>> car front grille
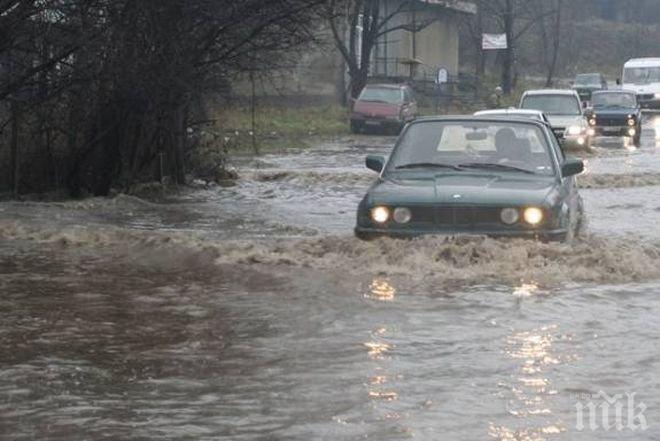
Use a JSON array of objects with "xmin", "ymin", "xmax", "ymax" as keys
[
  {"xmin": 435, "ymin": 207, "xmax": 503, "ymax": 226},
  {"xmin": 595, "ymin": 117, "xmax": 625, "ymax": 127},
  {"xmin": 639, "ymin": 94, "xmax": 655, "ymax": 101},
  {"xmin": 410, "ymin": 206, "xmax": 503, "ymax": 227}
]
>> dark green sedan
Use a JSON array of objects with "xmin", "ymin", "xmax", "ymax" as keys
[{"xmin": 355, "ymin": 117, "xmax": 585, "ymax": 241}]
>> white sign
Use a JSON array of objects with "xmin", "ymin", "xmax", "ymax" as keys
[
  {"xmin": 436, "ymin": 68, "xmax": 448, "ymax": 84},
  {"xmin": 482, "ymin": 33, "xmax": 508, "ymax": 50}
]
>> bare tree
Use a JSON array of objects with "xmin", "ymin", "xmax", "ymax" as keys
[
  {"xmin": 538, "ymin": 0, "xmax": 563, "ymax": 87},
  {"xmin": 326, "ymin": 0, "xmax": 439, "ymax": 101},
  {"xmin": 461, "ymin": 0, "xmax": 486, "ymax": 79},
  {"xmin": 0, "ymin": 0, "xmax": 325, "ymax": 196},
  {"xmin": 480, "ymin": 0, "xmax": 557, "ymax": 94}
]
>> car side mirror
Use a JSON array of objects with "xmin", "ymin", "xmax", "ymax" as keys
[
  {"xmin": 562, "ymin": 158, "xmax": 584, "ymax": 177},
  {"xmin": 366, "ymin": 155, "xmax": 385, "ymax": 173}
]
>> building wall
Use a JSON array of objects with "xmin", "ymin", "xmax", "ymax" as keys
[{"xmin": 372, "ymin": 0, "xmax": 461, "ymax": 80}]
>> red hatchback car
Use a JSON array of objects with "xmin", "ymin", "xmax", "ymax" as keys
[{"xmin": 350, "ymin": 84, "xmax": 418, "ymax": 134}]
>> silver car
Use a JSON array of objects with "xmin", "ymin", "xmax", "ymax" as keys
[
  {"xmin": 519, "ymin": 89, "xmax": 593, "ymax": 150},
  {"xmin": 474, "ymin": 109, "xmax": 550, "ymax": 124}
]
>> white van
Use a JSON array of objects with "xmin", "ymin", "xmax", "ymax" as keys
[{"xmin": 622, "ymin": 58, "xmax": 660, "ymax": 109}]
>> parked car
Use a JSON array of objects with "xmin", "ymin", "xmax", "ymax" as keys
[
  {"xmin": 572, "ymin": 73, "xmax": 608, "ymax": 103},
  {"xmin": 519, "ymin": 89, "xmax": 593, "ymax": 149},
  {"xmin": 355, "ymin": 116, "xmax": 585, "ymax": 242},
  {"xmin": 586, "ymin": 90, "xmax": 643, "ymax": 146},
  {"xmin": 622, "ymin": 58, "xmax": 660, "ymax": 110},
  {"xmin": 474, "ymin": 109, "xmax": 550, "ymax": 124},
  {"xmin": 350, "ymin": 84, "xmax": 418, "ymax": 134}
]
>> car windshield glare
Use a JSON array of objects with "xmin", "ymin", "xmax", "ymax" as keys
[
  {"xmin": 623, "ymin": 67, "xmax": 660, "ymax": 85},
  {"xmin": 575, "ymin": 74, "xmax": 600, "ymax": 86},
  {"xmin": 358, "ymin": 87, "xmax": 403, "ymax": 104},
  {"xmin": 592, "ymin": 93, "xmax": 636, "ymax": 108},
  {"xmin": 521, "ymin": 95, "xmax": 581, "ymax": 116},
  {"xmin": 388, "ymin": 121, "xmax": 554, "ymax": 176}
]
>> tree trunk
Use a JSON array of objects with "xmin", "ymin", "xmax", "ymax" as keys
[
  {"xmin": 545, "ymin": 0, "xmax": 562, "ymax": 87},
  {"xmin": 475, "ymin": 2, "xmax": 485, "ymax": 78},
  {"xmin": 501, "ymin": 0, "xmax": 514, "ymax": 95},
  {"xmin": 10, "ymin": 102, "xmax": 20, "ymax": 197}
]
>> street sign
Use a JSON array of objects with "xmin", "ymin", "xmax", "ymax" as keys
[
  {"xmin": 436, "ymin": 67, "xmax": 448, "ymax": 84},
  {"xmin": 482, "ymin": 33, "xmax": 508, "ymax": 50}
]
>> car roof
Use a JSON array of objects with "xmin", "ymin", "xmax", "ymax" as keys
[
  {"xmin": 411, "ymin": 115, "xmax": 547, "ymax": 127},
  {"xmin": 474, "ymin": 109, "xmax": 544, "ymax": 116},
  {"xmin": 625, "ymin": 58, "xmax": 660, "ymax": 68},
  {"xmin": 592, "ymin": 89, "xmax": 636, "ymax": 95},
  {"xmin": 522, "ymin": 89, "xmax": 579, "ymax": 96},
  {"xmin": 364, "ymin": 83, "xmax": 407, "ymax": 89}
]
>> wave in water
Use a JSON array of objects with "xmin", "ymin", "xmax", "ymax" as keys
[{"xmin": 2, "ymin": 220, "xmax": 659, "ymax": 287}]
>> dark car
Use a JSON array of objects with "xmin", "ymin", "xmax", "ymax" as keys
[
  {"xmin": 350, "ymin": 84, "xmax": 418, "ymax": 134},
  {"xmin": 355, "ymin": 117, "xmax": 585, "ymax": 242},
  {"xmin": 573, "ymin": 73, "xmax": 608, "ymax": 103},
  {"xmin": 585, "ymin": 90, "xmax": 642, "ymax": 146}
]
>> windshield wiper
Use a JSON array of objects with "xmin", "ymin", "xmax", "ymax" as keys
[
  {"xmin": 458, "ymin": 162, "xmax": 536, "ymax": 174},
  {"xmin": 395, "ymin": 162, "xmax": 463, "ymax": 171}
]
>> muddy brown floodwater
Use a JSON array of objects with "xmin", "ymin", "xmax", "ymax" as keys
[{"xmin": 2, "ymin": 116, "xmax": 660, "ymax": 440}]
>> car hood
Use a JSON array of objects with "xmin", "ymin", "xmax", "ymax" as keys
[
  {"xmin": 623, "ymin": 82, "xmax": 660, "ymax": 94},
  {"xmin": 547, "ymin": 115, "xmax": 584, "ymax": 129},
  {"xmin": 369, "ymin": 173, "xmax": 557, "ymax": 206},
  {"xmin": 354, "ymin": 100, "xmax": 400, "ymax": 116},
  {"xmin": 591, "ymin": 107, "xmax": 637, "ymax": 117}
]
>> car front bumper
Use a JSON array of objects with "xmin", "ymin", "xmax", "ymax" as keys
[
  {"xmin": 354, "ymin": 225, "xmax": 569, "ymax": 242},
  {"xmin": 592, "ymin": 125, "xmax": 637, "ymax": 137},
  {"xmin": 351, "ymin": 115, "xmax": 402, "ymax": 128}
]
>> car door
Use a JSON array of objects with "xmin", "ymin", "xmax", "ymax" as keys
[{"xmin": 548, "ymin": 127, "xmax": 579, "ymax": 226}]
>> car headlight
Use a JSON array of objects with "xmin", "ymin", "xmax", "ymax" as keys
[
  {"xmin": 655, "ymin": 93, "xmax": 660, "ymax": 99},
  {"xmin": 500, "ymin": 208, "xmax": 519, "ymax": 225},
  {"xmin": 523, "ymin": 207, "xmax": 544, "ymax": 225},
  {"xmin": 589, "ymin": 117, "xmax": 597, "ymax": 126},
  {"xmin": 566, "ymin": 125, "xmax": 583, "ymax": 136},
  {"xmin": 627, "ymin": 117, "xmax": 636, "ymax": 126},
  {"xmin": 371, "ymin": 206, "xmax": 390, "ymax": 224},
  {"xmin": 393, "ymin": 207, "xmax": 412, "ymax": 224}
]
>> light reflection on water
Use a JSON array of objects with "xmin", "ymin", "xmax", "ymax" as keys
[
  {"xmin": 494, "ymin": 324, "xmax": 569, "ymax": 439},
  {"xmin": 366, "ymin": 278, "xmax": 397, "ymax": 302}
]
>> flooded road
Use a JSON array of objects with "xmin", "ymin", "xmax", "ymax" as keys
[{"xmin": 2, "ymin": 115, "xmax": 660, "ymax": 440}]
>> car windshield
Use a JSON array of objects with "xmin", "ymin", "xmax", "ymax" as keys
[
  {"xmin": 387, "ymin": 121, "xmax": 555, "ymax": 176},
  {"xmin": 358, "ymin": 87, "xmax": 403, "ymax": 104},
  {"xmin": 592, "ymin": 92, "xmax": 636, "ymax": 108},
  {"xmin": 623, "ymin": 66, "xmax": 660, "ymax": 85},
  {"xmin": 575, "ymin": 74, "xmax": 601, "ymax": 86},
  {"xmin": 520, "ymin": 95, "xmax": 581, "ymax": 116}
]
